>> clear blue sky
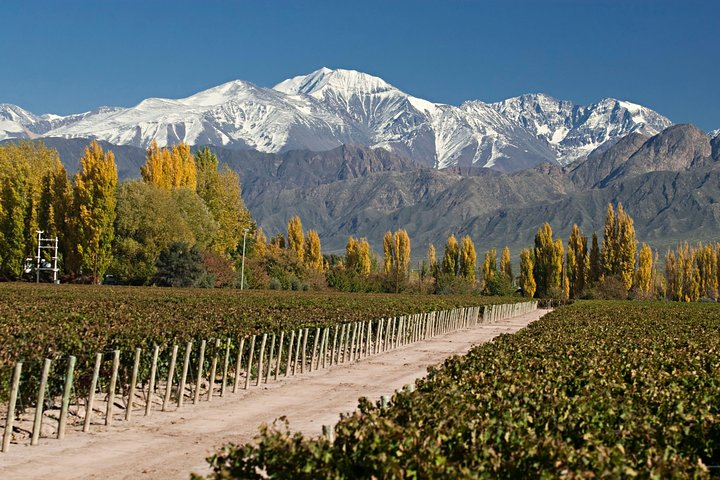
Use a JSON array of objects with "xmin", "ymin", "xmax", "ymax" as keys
[{"xmin": 1, "ymin": 0, "xmax": 717, "ymax": 131}]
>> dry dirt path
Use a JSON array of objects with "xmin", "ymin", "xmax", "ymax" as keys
[{"xmin": 0, "ymin": 308, "xmax": 548, "ymax": 480}]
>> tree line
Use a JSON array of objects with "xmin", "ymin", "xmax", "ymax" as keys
[{"xmin": 1, "ymin": 140, "xmax": 717, "ymax": 301}]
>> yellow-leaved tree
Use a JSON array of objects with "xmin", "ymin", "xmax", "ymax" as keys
[
  {"xmin": 305, "ymin": 229, "xmax": 323, "ymax": 272},
  {"xmin": 635, "ymin": 243, "xmax": 653, "ymax": 296},
  {"xmin": 500, "ymin": 246, "xmax": 512, "ymax": 281},
  {"xmin": 441, "ymin": 234, "xmax": 459, "ymax": 275},
  {"xmin": 482, "ymin": 248, "xmax": 497, "ymax": 289},
  {"xmin": 254, "ymin": 227, "xmax": 267, "ymax": 257},
  {"xmin": 141, "ymin": 141, "xmax": 197, "ymax": 190},
  {"xmin": 458, "ymin": 235, "xmax": 476, "ymax": 285},
  {"xmin": 383, "ymin": 229, "xmax": 411, "ymax": 292},
  {"xmin": 533, "ymin": 223, "xmax": 563, "ymax": 297},
  {"xmin": 427, "ymin": 243, "xmax": 437, "ymax": 277},
  {"xmin": 346, "ymin": 236, "xmax": 371, "ymax": 276},
  {"xmin": 567, "ymin": 224, "xmax": 588, "ymax": 298},
  {"xmin": 287, "ymin": 216, "xmax": 305, "ymax": 263},
  {"xmin": 519, "ymin": 248, "xmax": 536, "ymax": 298},
  {"xmin": 72, "ymin": 141, "xmax": 118, "ymax": 283}
]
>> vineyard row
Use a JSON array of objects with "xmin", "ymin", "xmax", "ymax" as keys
[{"xmin": 1, "ymin": 301, "xmax": 537, "ymax": 453}]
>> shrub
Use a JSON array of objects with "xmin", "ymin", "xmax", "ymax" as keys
[{"xmin": 153, "ymin": 242, "xmax": 205, "ymax": 287}]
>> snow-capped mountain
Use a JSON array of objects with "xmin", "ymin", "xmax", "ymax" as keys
[
  {"xmin": 491, "ymin": 94, "xmax": 673, "ymax": 163},
  {"xmin": 0, "ymin": 68, "xmax": 673, "ymax": 171}
]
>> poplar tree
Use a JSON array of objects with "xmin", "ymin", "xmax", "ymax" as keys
[
  {"xmin": 441, "ymin": 234, "xmax": 459, "ymax": 275},
  {"xmin": 567, "ymin": 224, "xmax": 588, "ymax": 298},
  {"xmin": 458, "ymin": 235, "xmax": 477, "ymax": 285},
  {"xmin": 635, "ymin": 243, "xmax": 653, "ymax": 296},
  {"xmin": 665, "ymin": 249, "xmax": 678, "ymax": 301},
  {"xmin": 254, "ymin": 227, "xmax": 267, "ymax": 257},
  {"xmin": 141, "ymin": 141, "xmax": 196, "ymax": 190},
  {"xmin": 588, "ymin": 232, "xmax": 601, "ymax": 284},
  {"xmin": 696, "ymin": 242, "xmax": 718, "ymax": 299},
  {"xmin": 287, "ymin": 216, "xmax": 305, "ymax": 262},
  {"xmin": 616, "ymin": 204, "xmax": 637, "ymax": 291},
  {"xmin": 533, "ymin": 223, "xmax": 563, "ymax": 297},
  {"xmin": 678, "ymin": 243, "xmax": 700, "ymax": 302},
  {"xmin": 392, "ymin": 229, "xmax": 411, "ymax": 292},
  {"xmin": 601, "ymin": 203, "xmax": 637, "ymax": 290},
  {"xmin": 383, "ymin": 231, "xmax": 393, "ymax": 275},
  {"xmin": 602, "ymin": 203, "xmax": 616, "ymax": 275},
  {"xmin": 519, "ymin": 248, "xmax": 536, "ymax": 298},
  {"xmin": 346, "ymin": 236, "xmax": 371, "ymax": 276},
  {"xmin": 500, "ymin": 246, "xmax": 512, "ymax": 281},
  {"xmin": 194, "ymin": 147, "xmax": 253, "ymax": 255},
  {"xmin": 305, "ymin": 229, "xmax": 323, "ymax": 272},
  {"xmin": 72, "ymin": 141, "xmax": 118, "ymax": 283},
  {"xmin": 427, "ymin": 243, "xmax": 437, "ymax": 276},
  {"xmin": 482, "ymin": 248, "xmax": 497, "ymax": 288}
]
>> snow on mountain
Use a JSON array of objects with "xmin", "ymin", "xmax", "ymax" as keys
[
  {"xmin": 0, "ymin": 104, "xmax": 39, "ymax": 140},
  {"xmin": 275, "ymin": 68, "xmax": 554, "ymax": 170},
  {"xmin": 491, "ymin": 94, "xmax": 672, "ymax": 163},
  {"xmin": 45, "ymin": 80, "xmax": 358, "ymax": 152},
  {"xmin": 1, "ymin": 68, "xmax": 674, "ymax": 171},
  {"xmin": 711, "ymin": 129, "xmax": 720, "ymax": 139}
]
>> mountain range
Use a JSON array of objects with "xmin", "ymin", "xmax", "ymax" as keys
[
  {"xmin": 1, "ymin": 68, "xmax": 673, "ymax": 171},
  {"xmin": 2, "ymin": 68, "xmax": 719, "ymax": 259}
]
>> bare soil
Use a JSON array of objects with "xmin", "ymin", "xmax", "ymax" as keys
[{"xmin": 0, "ymin": 308, "xmax": 546, "ymax": 480}]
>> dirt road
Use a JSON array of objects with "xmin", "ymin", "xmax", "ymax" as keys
[{"xmin": 0, "ymin": 308, "xmax": 547, "ymax": 480}]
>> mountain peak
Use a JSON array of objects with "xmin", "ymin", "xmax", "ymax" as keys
[{"xmin": 274, "ymin": 67, "xmax": 397, "ymax": 97}]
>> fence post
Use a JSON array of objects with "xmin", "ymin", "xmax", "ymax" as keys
[
  {"xmin": 145, "ymin": 345, "xmax": 159, "ymax": 416},
  {"xmin": 1, "ymin": 362, "xmax": 22, "ymax": 453},
  {"xmin": 330, "ymin": 325, "xmax": 338, "ymax": 366},
  {"xmin": 221, "ymin": 338, "xmax": 231, "ymax": 396},
  {"xmin": 208, "ymin": 339, "xmax": 221, "ymax": 400},
  {"xmin": 31, "ymin": 358, "xmax": 52, "ymax": 446},
  {"xmin": 256, "ymin": 334, "xmax": 268, "ymax": 386},
  {"xmin": 106, "ymin": 350, "xmax": 120, "ymax": 426},
  {"xmin": 57, "ymin": 355, "xmax": 76, "ymax": 440},
  {"xmin": 245, "ymin": 335, "xmax": 257, "ymax": 389},
  {"xmin": 193, "ymin": 340, "xmax": 206, "ymax": 404},
  {"xmin": 266, "ymin": 333, "xmax": 276, "ymax": 383},
  {"xmin": 83, "ymin": 353, "xmax": 102, "ymax": 431},
  {"xmin": 274, "ymin": 332, "xmax": 284, "ymax": 381},
  {"xmin": 292, "ymin": 330, "xmax": 302, "ymax": 376},
  {"xmin": 310, "ymin": 328, "xmax": 320, "ymax": 372},
  {"xmin": 162, "ymin": 345, "xmax": 179, "ymax": 411},
  {"xmin": 233, "ymin": 337, "xmax": 245, "ymax": 393},
  {"xmin": 286, "ymin": 331, "xmax": 296, "ymax": 377},
  {"xmin": 126, "ymin": 348, "xmax": 142, "ymax": 419},
  {"xmin": 177, "ymin": 342, "xmax": 192, "ymax": 408},
  {"xmin": 300, "ymin": 328, "xmax": 309, "ymax": 373}
]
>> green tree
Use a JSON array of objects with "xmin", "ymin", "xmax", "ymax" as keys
[
  {"xmin": 111, "ymin": 181, "xmax": 203, "ymax": 284},
  {"xmin": 194, "ymin": 147, "xmax": 254, "ymax": 255},
  {"xmin": 153, "ymin": 241, "xmax": 205, "ymax": 287}
]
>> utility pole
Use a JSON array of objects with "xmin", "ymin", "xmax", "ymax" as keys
[{"xmin": 240, "ymin": 228, "xmax": 249, "ymax": 290}]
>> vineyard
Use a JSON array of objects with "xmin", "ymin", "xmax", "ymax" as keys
[
  {"xmin": 0, "ymin": 283, "xmax": 521, "ymax": 452},
  {"xmin": 201, "ymin": 301, "xmax": 720, "ymax": 478}
]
